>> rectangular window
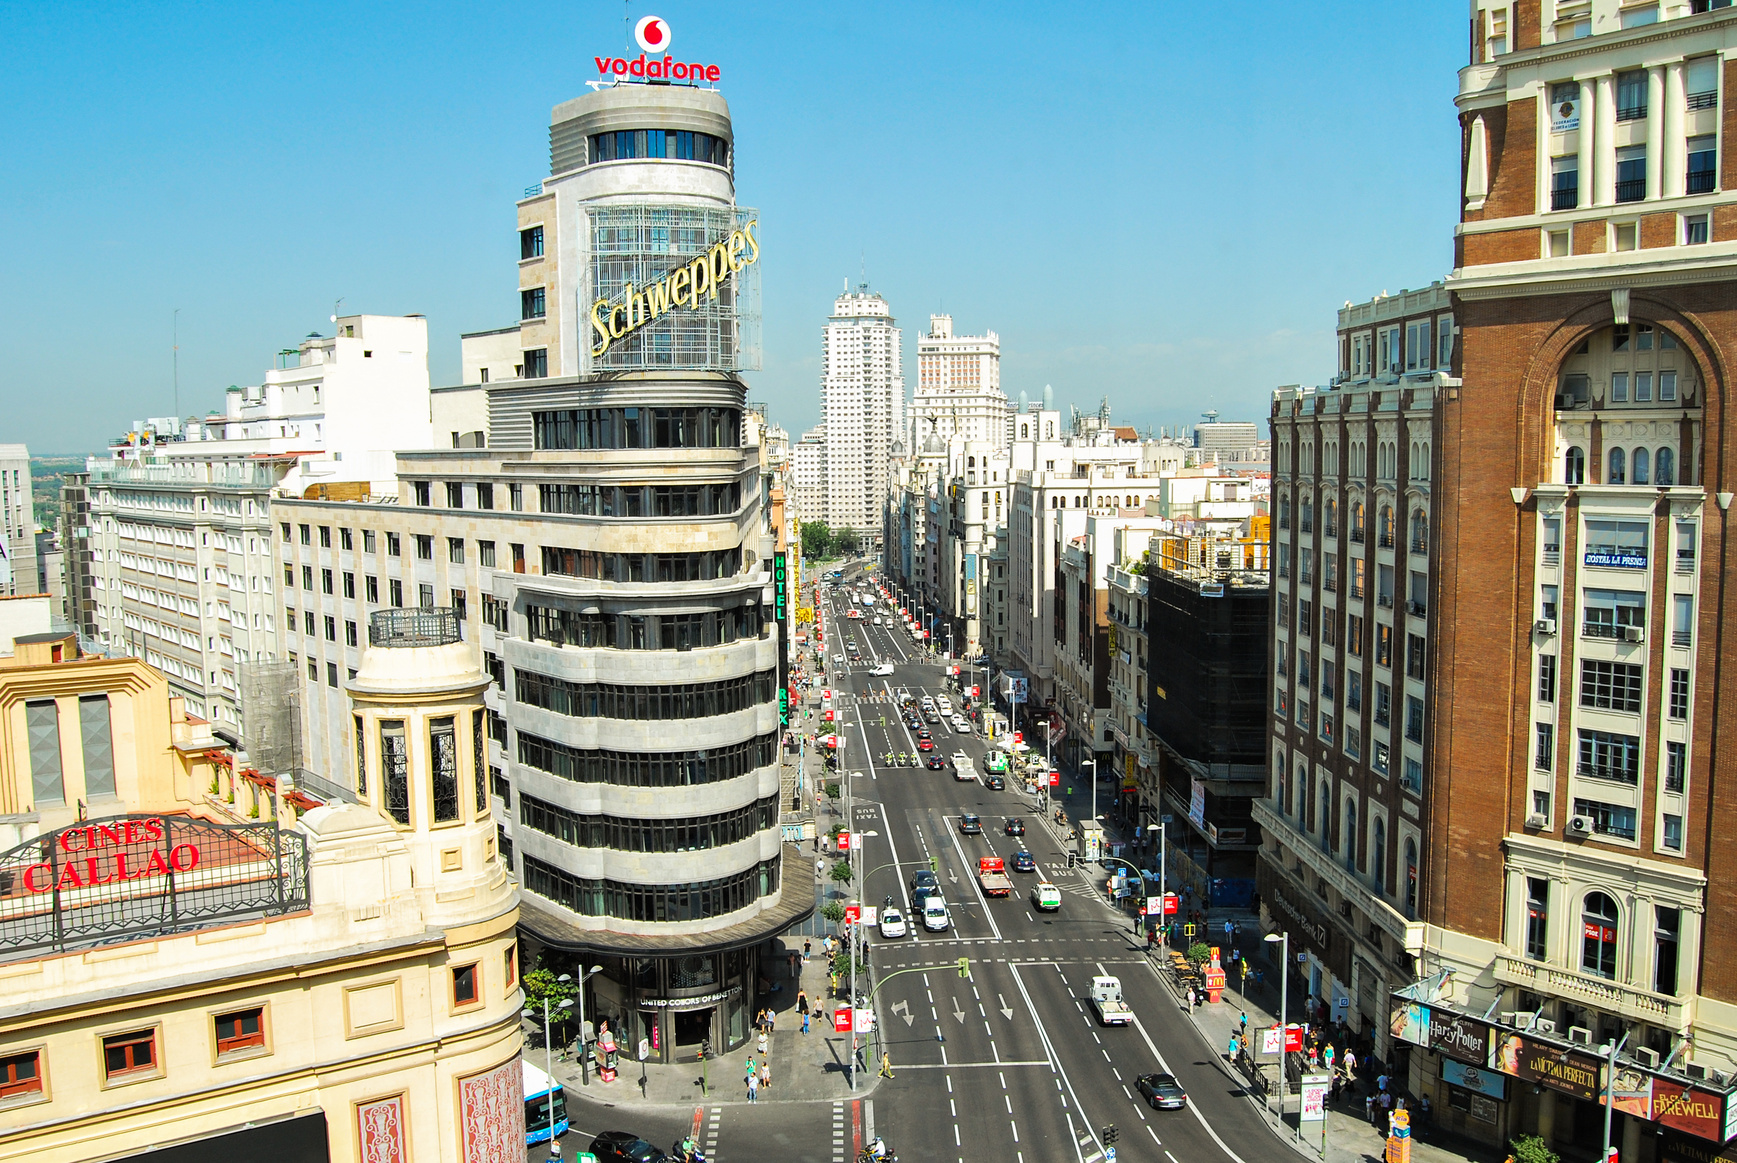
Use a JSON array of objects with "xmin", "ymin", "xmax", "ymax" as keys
[
  {"xmin": 341, "ymin": 527, "xmax": 353, "ymax": 550},
  {"xmin": 301, "ymin": 565, "xmax": 313, "ymax": 590},
  {"xmin": 1687, "ymin": 134, "xmax": 1716, "ymax": 196},
  {"xmin": 1406, "ymin": 634, "xmax": 1425, "ymax": 680},
  {"xmin": 451, "ymin": 588, "xmax": 468, "ymax": 622},
  {"xmin": 431, "ymin": 716, "xmax": 459, "ymax": 822},
  {"xmin": 1582, "ymin": 588, "xmax": 1646, "ymax": 637},
  {"xmin": 419, "ymin": 583, "xmax": 435, "ymax": 609},
  {"xmin": 102, "ymin": 1029, "xmax": 157, "ymax": 1080},
  {"xmin": 303, "ymin": 610, "xmax": 315, "ymax": 635},
  {"xmin": 1550, "ymin": 154, "xmax": 1579, "ymax": 211},
  {"xmin": 520, "ymin": 224, "xmax": 544, "ymax": 260},
  {"xmin": 363, "ymin": 529, "xmax": 377, "ymax": 554},
  {"xmin": 79, "ymin": 695, "xmax": 116, "ymax": 799},
  {"xmin": 1402, "ymin": 759, "xmax": 1423, "ymax": 794},
  {"xmin": 343, "ymin": 571, "xmax": 355, "ymax": 598},
  {"xmin": 477, "ymin": 483, "xmax": 494, "ymax": 510},
  {"xmin": 386, "ymin": 532, "xmax": 401, "ymax": 557},
  {"xmin": 521, "ymin": 287, "xmax": 546, "ymax": 320},
  {"xmin": 214, "ymin": 1008, "xmax": 265, "ymax": 1056},
  {"xmin": 445, "ymin": 482, "xmax": 463, "ymax": 508},
  {"xmin": 1683, "ymin": 213, "xmax": 1710, "ymax": 246},
  {"xmin": 453, "ymin": 963, "xmax": 478, "ymax": 1007},
  {"xmin": 412, "ymin": 481, "xmax": 430, "ymax": 506},
  {"xmin": 298, "ymin": 524, "xmax": 311, "ymax": 545},
  {"xmin": 510, "ymin": 483, "xmax": 523, "ymax": 512},
  {"xmin": 1535, "ymin": 722, "xmax": 1555, "ymax": 771},
  {"xmin": 1655, "ymin": 906, "xmax": 1680, "ymax": 994},
  {"xmin": 321, "ymin": 568, "xmax": 333, "ymax": 595},
  {"xmin": 504, "ymin": 945, "xmax": 517, "ymax": 990},
  {"xmin": 1665, "ymin": 740, "xmax": 1687, "ymax": 793},
  {"xmin": 1616, "ymin": 69, "xmax": 1648, "ymax": 121},
  {"xmin": 1538, "ymin": 654, "xmax": 1557, "ymax": 702},
  {"xmin": 479, "ymin": 541, "xmax": 496, "ymax": 568},
  {"xmin": 448, "ymin": 537, "xmax": 466, "ymax": 564},
  {"xmin": 1673, "ymin": 594, "xmax": 1694, "ymax": 646},
  {"xmin": 366, "ymin": 575, "xmax": 379, "ymax": 603},
  {"xmin": 1615, "ymin": 144, "xmax": 1647, "ymax": 202},
  {"xmin": 1612, "ymin": 372, "xmax": 1629, "ymax": 403},
  {"xmin": 415, "ymin": 535, "xmax": 433, "ymax": 561},
  {"xmin": 1574, "ymin": 797, "xmax": 1637, "ymax": 841},
  {"xmin": 1577, "ymin": 728, "xmax": 1641, "ymax": 784},
  {"xmin": 1406, "ymin": 319, "xmax": 1432, "ymax": 370},
  {"xmin": 381, "ymin": 720, "xmax": 409, "ymax": 824},
  {"xmin": 1376, "ymin": 624, "xmax": 1392, "ymax": 668},
  {"xmin": 346, "ymin": 620, "xmax": 358, "ymax": 647},
  {"xmin": 1347, "ymin": 613, "xmax": 1363, "ymax": 657},
  {"xmin": 326, "ymin": 662, "xmax": 338, "ymax": 688},
  {"xmin": 1663, "ymin": 813, "xmax": 1684, "ymax": 853},
  {"xmin": 1525, "ymin": 877, "xmax": 1549, "ymax": 961},
  {"xmin": 1669, "ymin": 668, "xmax": 1690, "ymax": 719},
  {"xmin": 1405, "ymin": 695, "xmax": 1424, "ymax": 743},
  {"xmin": 324, "ymin": 615, "xmax": 337, "ymax": 641},
  {"xmin": 1579, "ymin": 659, "xmax": 1643, "ymax": 712},
  {"xmin": 1346, "ymin": 670, "xmax": 1362, "ymax": 712},
  {"xmin": 390, "ymin": 578, "xmax": 403, "ymax": 607},
  {"xmin": 0, "ymin": 1050, "xmax": 42, "ymax": 1101},
  {"xmin": 1375, "ymin": 682, "xmax": 1391, "ymax": 727},
  {"xmin": 523, "ymin": 348, "xmax": 548, "ymax": 378}
]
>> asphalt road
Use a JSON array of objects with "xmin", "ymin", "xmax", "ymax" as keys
[
  {"xmin": 552, "ymin": 561, "xmax": 1293, "ymax": 1163},
  {"xmin": 817, "ymin": 566, "xmax": 1283, "ymax": 1163}
]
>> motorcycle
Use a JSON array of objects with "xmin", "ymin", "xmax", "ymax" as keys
[
  {"xmin": 857, "ymin": 1137, "xmax": 897, "ymax": 1163},
  {"xmin": 671, "ymin": 1139, "xmax": 709, "ymax": 1163}
]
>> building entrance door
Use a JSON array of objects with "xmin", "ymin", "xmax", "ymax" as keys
[{"xmin": 674, "ymin": 1007, "xmax": 713, "ymax": 1057}]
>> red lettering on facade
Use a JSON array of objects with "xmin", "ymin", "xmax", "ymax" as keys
[
  {"xmin": 145, "ymin": 848, "xmax": 172, "ymax": 877},
  {"xmin": 169, "ymin": 843, "xmax": 199, "ymax": 873},
  {"xmin": 22, "ymin": 864, "xmax": 51, "ymax": 892},
  {"xmin": 54, "ymin": 862, "xmax": 84, "ymax": 892}
]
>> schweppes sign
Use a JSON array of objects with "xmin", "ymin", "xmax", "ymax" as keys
[{"xmin": 590, "ymin": 219, "xmax": 760, "ymax": 358}]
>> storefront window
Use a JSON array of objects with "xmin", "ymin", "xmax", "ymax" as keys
[{"xmin": 671, "ymin": 955, "xmax": 718, "ymax": 990}]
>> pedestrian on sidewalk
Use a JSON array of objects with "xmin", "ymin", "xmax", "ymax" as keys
[
  {"xmin": 797, "ymin": 988, "xmax": 809, "ymax": 1018},
  {"xmin": 1239, "ymin": 1011, "xmax": 1249, "ymax": 1040},
  {"xmin": 747, "ymin": 1072, "xmax": 759, "ymax": 1102},
  {"xmin": 757, "ymin": 1029, "xmax": 768, "ymax": 1055},
  {"xmin": 789, "ymin": 951, "xmax": 800, "ymax": 978},
  {"xmin": 803, "ymin": 939, "xmax": 812, "ymax": 962},
  {"xmin": 1343, "ymin": 1047, "xmax": 1356, "ymax": 1077},
  {"xmin": 1227, "ymin": 1033, "xmax": 1240, "ymax": 1062},
  {"xmin": 802, "ymin": 1012, "xmax": 811, "ymax": 1034},
  {"xmin": 759, "ymin": 1060, "xmax": 771, "ymax": 1090},
  {"xmin": 879, "ymin": 1051, "xmax": 894, "ymax": 1078},
  {"xmin": 744, "ymin": 1056, "xmax": 756, "ymax": 1087}
]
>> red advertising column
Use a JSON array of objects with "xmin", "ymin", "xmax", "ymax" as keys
[{"xmin": 1204, "ymin": 948, "xmax": 1226, "ymax": 1004}]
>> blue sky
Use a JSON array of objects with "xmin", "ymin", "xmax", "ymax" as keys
[{"xmin": 0, "ymin": 1, "xmax": 1467, "ymax": 454}]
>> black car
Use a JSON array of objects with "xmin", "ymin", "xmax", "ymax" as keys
[
  {"xmin": 1004, "ymin": 817, "xmax": 1026, "ymax": 836},
  {"xmin": 915, "ymin": 728, "xmax": 931, "ymax": 740},
  {"xmin": 926, "ymin": 756, "xmax": 946, "ymax": 770},
  {"xmin": 911, "ymin": 884, "xmax": 938, "ymax": 910},
  {"xmin": 1010, "ymin": 849, "xmax": 1036, "ymax": 873},
  {"xmin": 911, "ymin": 870, "xmax": 939, "ymax": 894},
  {"xmin": 590, "ymin": 1132, "xmax": 669, "ymax": 1162},
  {"xmin": 1135, "ymin": 1073, "xmax": 1188, "ymax": 1110},
  {"xmin": 983, "ymin": 774, "xmax": 1006, "ymax": 791},
  {"xmin": 959, "ymin": 814, "xmax": 983, "ymax": 835}
]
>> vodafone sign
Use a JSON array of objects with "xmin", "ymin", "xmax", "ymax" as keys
[{"xmin": 597, "ymin": 16, "xmax": 721, "ymax": 84}]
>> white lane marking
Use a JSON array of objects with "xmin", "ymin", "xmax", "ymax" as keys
[{"xmin": 1125, "ymin": 983, "xmax": 1255, "ymax": 1163}]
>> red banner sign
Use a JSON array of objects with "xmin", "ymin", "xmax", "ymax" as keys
[{"xmin": 21, "ymin": 818, "xmax": 200, "ymax": 894}]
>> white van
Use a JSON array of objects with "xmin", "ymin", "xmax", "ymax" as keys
[{"xmin": 922, "ymin": 896, "xmax": 950, "ymax": 932}]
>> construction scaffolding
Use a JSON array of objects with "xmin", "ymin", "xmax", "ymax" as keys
[
  {"xmin": 585, "ymin": 203, "xmax": 761, "ymax": 374},
  {"xmin": 238, "ymin": 659, "xmax": 301, "ymax": 779}
]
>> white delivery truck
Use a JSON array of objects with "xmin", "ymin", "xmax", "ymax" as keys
[
  {"xmin": 1089, "ymin": 975, "xmax": 1134, "ymax": 1026},
  {"xmin": 951, "ymin": 751, "xmax": 976, "ymax": 781}
]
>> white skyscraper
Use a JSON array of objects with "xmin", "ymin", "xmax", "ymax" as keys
[
  {"xmin": 0, "ymin": 445, "xmax": 38, "ymax": 597},
  {"xmin": 909, "ymin": 315, "xmax": 1010, "ymax": 449},
  {"xmin": 821, "ymin": 288, "xmax": 903, "ymax": 542}
]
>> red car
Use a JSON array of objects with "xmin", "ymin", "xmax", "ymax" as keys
[{"xmin": 918, "ymin": 738, "xmax": 934, "ymax": 752}]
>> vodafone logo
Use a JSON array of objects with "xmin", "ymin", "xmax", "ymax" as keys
[{"xmin": 634, "ymin": 15, "xmax": 670, "ymax": 54}]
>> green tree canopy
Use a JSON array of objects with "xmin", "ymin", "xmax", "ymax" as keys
[{"xmin": 801, "ymin": 521, "xmax": 834, "ymax": 560}]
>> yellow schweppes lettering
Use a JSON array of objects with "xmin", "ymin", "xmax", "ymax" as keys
[{"xmin": 590, "ymin": 219, "xmax": 760, "ymax": 358}]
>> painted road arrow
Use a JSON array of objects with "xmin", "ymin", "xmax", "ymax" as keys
[
  {"xmin": 998, "ymin": 993, "xmax": 1015, "ymax": 1020},
  {"xmin": 891, "ymin": 1000, "xmax": 913, "ymax": 1027},
  {"xmin": 952, "ymin": 999, "xmax": 966, "ymax": 1024}
]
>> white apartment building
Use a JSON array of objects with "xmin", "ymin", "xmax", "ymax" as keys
[
  {"xmin": 86, "ymin": 316, "xmax": 435, "ymax": 733},
  {"xmin": 791, "ymin": 425, "xmax": 828, "ymax": 528},
  {"xmin": 0, "ymin": 446, "xmax": 38, "ymax": 597},
  {"xmin": 822, "ymin": 289, "xmax": 903, "ymax": 542},
  {"xmin": 910, "ymin": 315, "xmax": 1010, "ymax": 449}
]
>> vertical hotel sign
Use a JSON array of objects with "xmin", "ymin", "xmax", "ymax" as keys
[{"xmin": 774, "ymin": 552, "xmax": 790, "ymax": 726}]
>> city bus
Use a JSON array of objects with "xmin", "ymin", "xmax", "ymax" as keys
[{"xmin": 524, "ymin": 1059, "xmax": 568, "ymax": 1145}]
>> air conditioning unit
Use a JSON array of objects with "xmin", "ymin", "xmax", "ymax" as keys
[
  {"xmin": 1568, "ymin": 1026, "xmax": 1594, "ymax": 1046},
  {"xmin": 1534, "ymin": 1019, "xmax": 1557, "ymax": 1035},
  {"xmin": 1407, "ymin": 600, "xmax": 1427, "ymax": 616},
  {"xmin": 1525, "ymin": 812, "xmax": 1548, "ymax": 828},
  {"xmin": 1557, "ymin": 392, "xmax": 1578, "ymax": 411},
  {"xmin": 1535, "ymin": 618, "xmax": 1557, "ymax": 636},
  {"xmin": 1567, "ymin": 814, "xmax": 1595, "ymax": 836},
  {"xmin": 1636, "ymin": 1047, "xmax": 1661, "ymax": 1068},
  {"xmin": 1622, "ymin": 625, "xmax": 1645, "ymax": 643}
]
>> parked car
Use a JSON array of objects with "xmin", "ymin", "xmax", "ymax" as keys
[
  {"xmin": 958, "ymin": 814, "xmax": 982, "ymax": 835},
  {"xmin": 879, "ymin": 907, "xmax": 907, "ymax": 939},
  {"xmin": 1010, "ymin": 850, "xmax": 1036, "ymax": 872},
  {"xmin": 1136, "ymin": 1073, "xmax": 1189, "ymax": 1110}
]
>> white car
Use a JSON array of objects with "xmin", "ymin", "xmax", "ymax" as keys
[
  {"xmin": 879, "ymin": 907, "xmax": 907, "ymax": 938},
  {"xmin": 834, "ymin": 653, "xmax": 845, "ymax": 664},
  {"xmin": 952, "ymin": 717, "xmax": 971, "ymax": 733},
  {"xmin": 871, "ymin": 663, "xmax": 894, "ymax": 677}
]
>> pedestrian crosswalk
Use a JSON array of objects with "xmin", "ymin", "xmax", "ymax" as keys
[
  {"xmin": 703, "ymin": 1105, "xmax": 722, "ymax": 1160},
  {"xmin": 830, "ymin": 1100, "xmax": 846, "ymax": 1162}
]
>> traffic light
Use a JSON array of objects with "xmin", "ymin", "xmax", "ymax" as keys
[
  {"xmin": 929, "ymin": 856, "xmax": 938, "ymax": 873},
  {"xmin": 1102, "ymin": 1125, "xmax": 1119, "ymax": 1145},
  {"xmin": 957, "ymin": 957, "xmax": 970, "ymax": 978}
]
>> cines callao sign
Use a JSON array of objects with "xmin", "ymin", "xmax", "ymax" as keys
[{"xmin": 589, "ymin": 220, "xmax": 760, "ymax": 358}]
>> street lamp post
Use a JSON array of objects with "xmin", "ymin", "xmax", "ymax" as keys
[
  {"xmin": 1265, "ymin": 932, "xmax": 1290, "ymax": 1128},
  {"xmin": 574, "ymin": 964, "xmax": 603, "ymax": 1085},
  {"xmin": 1084, "ymin": 758, "xmax": 1098, "ymax": 829},
  {"xmin": 1149, "ymin": 822, "xmax": 1166, "ymax": 948},
  {"xmin": 1602, "ymin": 1031, "xmax": 1632, "ymax": 1163},
  {"xmin": 524, "ymin": 979, "xmax": 573, "ymax": 1158}
]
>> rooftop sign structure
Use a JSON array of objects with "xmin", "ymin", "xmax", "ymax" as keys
[
  {"xmin": 0, "ymin": 814, "xmax": 310, "ymax": 964},
  {"xmin": 595, "ymin": 16, "xmax": 721, "ymax": 84}
]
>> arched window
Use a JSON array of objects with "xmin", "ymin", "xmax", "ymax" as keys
[
  {"xmin": 1379, "ymin": 506, "xmax": 1395, "ymax": 547},
  {"xmin": 1279, "ymin": 495, "xmax": 1292, "ymax": 529},
  {"xmin": 1656, "ymin": 447, "xmax": 1675, "ymax": 486},
  {"xmin": 1020, "ymin": 424, "xmax": 1029, "ymax": 439},
  {"xmin": 1372, "ymin": 818, "xmax": 1387, "ymax": 890},
  {"xmin": 1633, "ymin": 448, "xmax": 1650, "ymax": 485},
  {"xmin": 968, "ymin": 456, "xmax": 976, "ymax": 468},
  {"xmin": 1411, "ymin": 510, "xmax": 1430, "ymax": 554},
  {"xmin": 1581, "ymin": 892, "xmax": 1619, "ymax": 979},
  {"xmin": 1608, "ymin": 448, "xmax": 1626, "ymax": 485},
  {"xmin": 1565, "ymin": 446, "xmax": 1586, "ymax": 484},
  {"xmin": 1404, "ymin": 839, "xmax": 1419, "ymax": 916},
  {"xmin": 1325, "ymin": 498, "xmax": 1338, "ymax": 536},
  {"xmin": 1351, "ymin": 502, "xmax": 1365, "ymax": 542},
  {"xmin": 1344, "ymin": 800, "xmax": 1358, "ymax": 870},
  {"xmin": 1318, "ymin": 781, "xmax": 1332, "ymax": 851},
  {"xmin": 1275, "ymin": 762, "xmax": 1288, "ymax": 815},
  {"xmin": 1301, "ymin": 500, "xmax": 1314, "ymax": 533}
]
